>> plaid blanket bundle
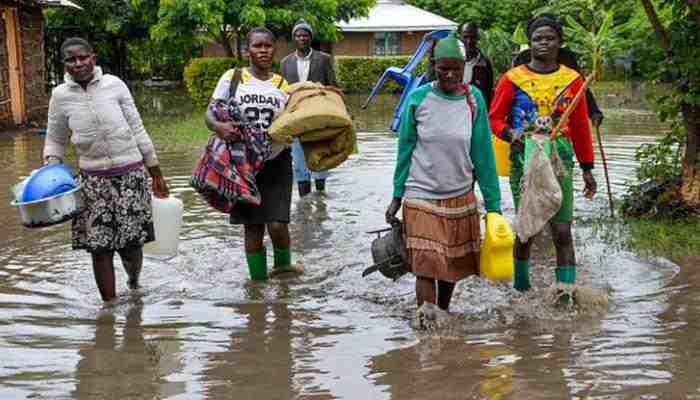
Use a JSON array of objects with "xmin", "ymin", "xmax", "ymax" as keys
[{"xmin": 190, "ymin": 100, "xmax": 271, "ymax": 213}]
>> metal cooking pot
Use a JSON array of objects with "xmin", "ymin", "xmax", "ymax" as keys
[{"xmin": 11, "ymin": 186, "xmax": 84, "ymax": 228}]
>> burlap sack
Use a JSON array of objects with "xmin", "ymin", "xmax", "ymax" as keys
[
  {"xmin": 270, "ymin": 81, "xmax": 356, "ymax": 171},
  {"xmin": 269, "ymin": 82, "xmax": 353, "ymax": 144},
  {"xmin": 302, "ymin": 127, "xmax": 356, "ymax": 171}
]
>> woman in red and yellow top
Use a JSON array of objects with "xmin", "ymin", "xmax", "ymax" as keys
[{"xmin": 489, "ymin": 15, "xmax": 597, "ymax": 296}]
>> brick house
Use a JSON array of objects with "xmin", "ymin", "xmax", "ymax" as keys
[
  {"xmin": 0, "ymin": 0, "xmax": 46, "ymax": 127},
  {"xmin": 0, "ymin": 0, "xmax": 79, "ymax": 128},
  {"xmin": 335, "ymin": 0, "xmax": 457, "ymax": 56},
  {"xmin": 202, "ymin": 0, "xmax": 457, "ymax": 58}
]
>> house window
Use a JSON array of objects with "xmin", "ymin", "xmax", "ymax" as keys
[{"xmin": 373, "ymin": 32, "xmax": 400, "ymax": 56}]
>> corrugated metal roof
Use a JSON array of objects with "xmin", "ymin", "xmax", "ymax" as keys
[
  {"xmin": 38, "ymin": 0, "xmax": 82, "ymax": 9},
  {"xmin": 337, "ymin": 0, "xmax": 457, "ymax": 32}
]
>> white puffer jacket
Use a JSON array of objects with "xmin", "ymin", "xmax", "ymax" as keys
[{"xmin": 44, "ymin": 67, "xmax": 159, "ymax": 171}]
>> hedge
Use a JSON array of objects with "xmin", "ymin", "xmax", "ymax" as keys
[
  {"xmin": 183, "ymin": 56, "xmax": 429, "ymax": 103},
  {"xmin": 183, "ymin": 58, "xmax": 244, "ymax": 106},
  {"xmin": 335, "ymin": 56, "xmax": 428, "ymax": 94}
]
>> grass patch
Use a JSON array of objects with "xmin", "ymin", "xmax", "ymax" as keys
[
  {"xmin": 143, "ymin": 109, "xmax": 211, "ymax": 146},
  {"xmin": 623, "ymin": 217, "xmax": 700, "ymax": 260}
]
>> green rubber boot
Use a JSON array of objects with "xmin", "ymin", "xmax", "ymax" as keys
[
  {"xmin": 270, "ymin": 248, "xmax": 304, "ymax": 278},
  {"xmin": 245, "ymin": 247, "xmax": 268, "ymax": 281},
  {"xmin": 555, "ymin": 266, "xmax": 576, "ymax": 306},
  {"xmin": 514, "ymin": 259, "xmax": 531, "ymax": 292}
]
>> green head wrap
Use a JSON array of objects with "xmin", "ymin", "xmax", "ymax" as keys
[{"xmin": 433, "ymin": 31, "xmax": 465, "ymax": 61}]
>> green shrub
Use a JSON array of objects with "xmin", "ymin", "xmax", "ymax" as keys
[
  {"xmin": 335, "ymin": 56, "xmax": 428, "ymax": 94},
  {"xmin": 184, "ymin": 56, "xmax": 429, "ymax": 102},
  {"xmin": 183, "ymin": 58, "xmax": 247, "ymax": 105}
]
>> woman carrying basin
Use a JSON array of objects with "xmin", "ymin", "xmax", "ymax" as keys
[
  {"xmin": 43, "ymin": 37, "xmax": 170, "ymax": 302},
  {"xmin": 385, "ymin": 32, "xmax": 502, "ymax": 311}
]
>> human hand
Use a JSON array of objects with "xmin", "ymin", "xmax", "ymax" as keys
[
  {"xmin": 582, "ymin": 170, "xmax": 597, "ymax": 199},
  {"xmin": 147, "ymin": 165, "xmax": 170, "ymax": 199},
  {"xmin": 508, "ymin": 129, "xmax": 525, "ymax": 156},
  {"xmin": 385, "ymin": 197, "xmax": 402, "ymax": 225},
  {"xmin": 215, "ymin": 121, "xmax": 241, "ymax": 143},
  {"xmin": 591, "ymin": 112, "xmax": 603, "ymax": 128},
  {"xmin": 44, "ymin": 156, "xmax": 62, "ymax": 165},
  {"xmin": 152, "ymin": 176, "xmax": 170, "ymax": 199}
]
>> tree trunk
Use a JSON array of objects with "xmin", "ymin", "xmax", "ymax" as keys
[
  {"xmin": 217, "ymin": 31, "xmax": 235, "ymax": 58},
  {"xmin": 639, "ymin": 0, "xmax": 671, "ymax": 52},
  {"xmin": 235, "ymin": 31, "xmax": 242, "ymax": 61},
  {"xmin": 681, "ymin": 104, "xmax": 700, "ymax": 207}
]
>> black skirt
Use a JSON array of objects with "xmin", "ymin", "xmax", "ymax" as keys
[{"xmin": 229, "ymin": 149, "xmax": 293, "ymax": 225}]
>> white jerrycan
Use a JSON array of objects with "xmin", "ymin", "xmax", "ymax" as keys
[{"xmin": 144, "ymin": 196, "xmax": 184, "ymax": 259}]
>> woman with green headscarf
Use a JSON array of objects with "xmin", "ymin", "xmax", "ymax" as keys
[{"xmin": 385, "ymin": 32, "xmax": 502, "ymax": 312}]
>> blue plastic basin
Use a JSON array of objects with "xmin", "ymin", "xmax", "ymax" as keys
[{"xmin": 21, "ymin": 164, "xmax": 78, "ymax": 202}]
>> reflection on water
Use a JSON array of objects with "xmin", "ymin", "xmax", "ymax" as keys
[{"xmin": 0, "ymin": 84, "xmax": 698, "ymax": 399}]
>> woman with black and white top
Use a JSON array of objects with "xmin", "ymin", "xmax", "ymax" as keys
[{"xmin": 205, "ymin": 27, "xmax": 302, "ymax": 281}]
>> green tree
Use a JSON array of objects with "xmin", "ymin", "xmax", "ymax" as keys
[
  {"xmin": 561, "ymin": 8, "xmax": 629, "ymax": 75},
  {"xmin": 153, "ymin": 0, "xmax": 375, "ymax": 59},
  {"xmin": 406, "ymin": 0, "xmax": 547, "ymax": 33},
  {"xmin": 536, "ymin": 0, "xmax": 639, "ymax": 76},
  {"xmin": 45, "ymin": 0, "xmax": 160, "ymax": 79},
  {"xmin": 637, "ymin": 0, "xmax": 700, "ymax": 210}
]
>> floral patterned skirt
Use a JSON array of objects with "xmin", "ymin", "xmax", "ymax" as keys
[{"xmin": 72, "ymin": 167, "xmax": 155, "ymax": 254}]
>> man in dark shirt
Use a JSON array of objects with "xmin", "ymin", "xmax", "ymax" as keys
[
  {"xmin": 460, "ymin": 22, "xmax": 495, "ymax": 108},
  {"xmin": 280, "ymin": 20, "xmax": 337, "ymax": 197}
]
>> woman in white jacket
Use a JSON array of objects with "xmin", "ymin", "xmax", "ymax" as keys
[{"xmin": 44, "ymin": 37, "xmax": 170, "ymax": 302}]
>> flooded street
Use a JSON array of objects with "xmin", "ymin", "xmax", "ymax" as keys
[{"xmin": 1, "ymin": 86, "xmax": 699, "ymax": 399}]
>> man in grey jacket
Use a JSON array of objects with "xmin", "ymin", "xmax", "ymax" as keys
[{"xmin": 280, "ymin": 20, "xmax": 337, "ymax": 197}]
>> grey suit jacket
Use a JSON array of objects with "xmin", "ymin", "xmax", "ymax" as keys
[{"xmin": 280, "ymin": 50, "xmax": 337, "ymax": 86}]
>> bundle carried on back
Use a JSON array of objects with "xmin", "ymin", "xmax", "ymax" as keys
[{"xmin": 269, "ymin": 82, "xmax": 355, "ymax": 171}]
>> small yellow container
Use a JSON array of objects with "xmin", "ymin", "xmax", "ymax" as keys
[
  {"xmin": 492, "ymin": 136, "xmax": 511, "ymax": 177},
  {"xmin": 480, "ymin": 212, "xmax": 515, "ymax": 281}
]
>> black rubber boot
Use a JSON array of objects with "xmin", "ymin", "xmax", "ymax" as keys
[
  {"xmin": 314, "ymin": 179, "xmax": 326, "ymax": 192},
  {"xmin": 298, "ymin": 181, "xmax": 311, "ymax": 197}
]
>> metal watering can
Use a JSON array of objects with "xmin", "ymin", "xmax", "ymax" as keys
[
  {"xmin": 362, "ymin": 220, "xmax": 410, "ymax": 281},
  {"xmin": 362, "ymin": 30, "xmax": 451, "ymax": 132}
]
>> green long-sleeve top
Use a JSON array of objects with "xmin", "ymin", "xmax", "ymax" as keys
[{"xmin": 392, "ymin": 83, "xmax": 502, "ymax": 213}]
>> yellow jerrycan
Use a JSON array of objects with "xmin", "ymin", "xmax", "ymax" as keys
[
  {"xmin": 480, "ymin": 212, "xmax": 514, "ymax": 281},
  {"xmin": 492, "ymin": 136, "xmax": 511, "ymax": 177}
]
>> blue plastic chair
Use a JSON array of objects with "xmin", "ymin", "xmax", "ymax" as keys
[{"xmin": 362, "ymin": 30, "xmax": 451, "ymax": 132}]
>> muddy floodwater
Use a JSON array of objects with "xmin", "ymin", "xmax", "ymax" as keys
[{"xmin": 1, "ymin": 85, "xmax": 699, "ymax": 399}]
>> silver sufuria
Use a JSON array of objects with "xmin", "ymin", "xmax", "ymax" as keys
[{"xmin": 11, "ymin": 186, "xmax": 84, "ymax": 228}]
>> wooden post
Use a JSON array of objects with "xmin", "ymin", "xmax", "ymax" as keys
[{"xmin": 3, "ymin": 6, "xmax": 24, "ymax": 125}]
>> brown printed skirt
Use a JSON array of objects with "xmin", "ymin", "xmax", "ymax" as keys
[
  {"xmin": 402, "ymin": 191, "xmax": 481, "ymax": 282},
  {"xmin": 72, "ymin": 167, "xmax": 155, "ymax": 254}
]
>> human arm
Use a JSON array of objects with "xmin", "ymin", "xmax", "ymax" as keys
[
  {"xmin": 567, "ymin": 77, "xmax": 597, "ymax": 198},
  {"xmin": 386, "ymin": 93, "xmax": 419, "ymax": 223},
  {"xmin": 204, "ymin": 69, "xmax": 241, "ymax": 142},
  {"xmin": 117, "ymin": 80, "xmax": 159, "ymax": 168},
  {"xmin": 115, "ymin": 80, "xmax": 170, "ymax": 197},
  {"xmin": 470, "ymin": 86, "xmax": 502, "ymax": 214},
  {"xmin": 147, "ymin": 165, "xmax": 169, "ymax": 198},
  {"xmin": 43, "ymin": 90, "xmax": 70, "ymax": 163},
  {"xmin": 488, "ymin": 75, "xmax": 516, "ymax": 141},
  {"xmin": 392, "ymin": 95, "xmax": 419, "ymax": 199}
]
